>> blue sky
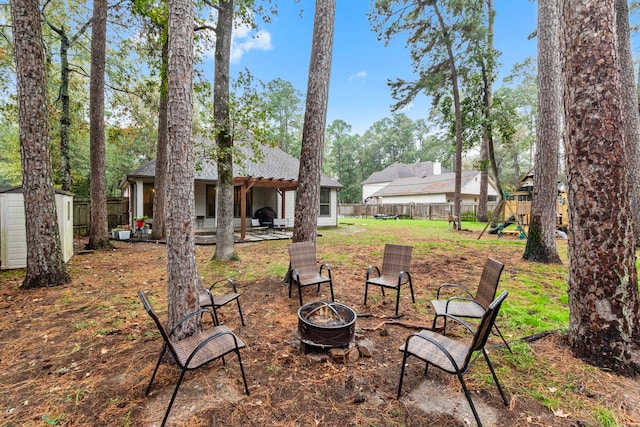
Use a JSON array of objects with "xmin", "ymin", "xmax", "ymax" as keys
[{"xmin": 220, "ymin": 0, "xmax": 538, "ymax": 135}]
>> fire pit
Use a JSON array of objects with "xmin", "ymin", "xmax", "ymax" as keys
[{"xmin": 296, "ymin": 301, "xmax": 357, "ymax": 350}]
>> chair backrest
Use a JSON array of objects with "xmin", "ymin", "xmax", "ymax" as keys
[
  {"xmin": 138, "ymin": 290, "xmax": 180, "ymax": 364},
  {"xmin": 274, "ymin": 218, "xmax": 287, "ymax": 227},
  {"xmin": 467, "ymin": 290, "xmax": 509, "ymax": 358},
  {"xmin": 288, "ymin": 241, "xmax": 317, "ymax": 275},
  {"xmin": 474, "ymin": 258, "xmax": 505, "ymax": 309},
  {"xmin": 381, "ymin": 244, "xmax": 412, "ymax": 276},
  {"xmin": 251, "ymin": 218, "xmax": 261, "ymax": 227}
]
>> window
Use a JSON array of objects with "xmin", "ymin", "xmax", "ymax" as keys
[
  {"xmin": 233, "ymin": 186, "xmax": 253, "ymax": 218},
  {"xmin": 206, "ymin": 185, "xmax": 216, "ymax": 218},
  {"xmin": 143, "ymin": 183, "xmax": 155, "ymax": 218},
  {"xmin": 320, "ymin": 188, "xmax": 330, "ymax": 217}
]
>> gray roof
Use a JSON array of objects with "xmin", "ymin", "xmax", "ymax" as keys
[
  {"xmin": 127, "ymin": 143, "xmax": 342, "ymax": 188},
  {"xmin": 369, "ymin": 171, "xmax": 482, "ymax": 197},
  {"xmin": 361, "ymin": 161, "xmax": 449, "ymax": 184},
  {"xmin": 361, "ymin": 163, "xmax": 416, "ymax": 184}
]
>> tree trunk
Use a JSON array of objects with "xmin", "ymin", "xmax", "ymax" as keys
[
  {"xmin": 434, "ymin": 3, "xmax": 462, "ymax": 228},
  {"xmin": 212, "ymin": 0, "xmax": 237, "ymax": 261},
  {"xmin": 292, "ymin": 0, "xmax": 335, "ymax": 243},
  {"xmin": 87, "ymin": 0, "xmax": 111, "ymax": 250},
  {"xmin": 152, "ymin": 41, "xmax": 168, "ymax": 241},
  {"xmin": 616, "ymin": 0, "xmax": 640, "ymax": 247},
  {"xmin": 523, "ymin": 0, "xmax": 561, "ymax": 263},
  {"xmin": 166, "ymin": 0, "xmax": 199, "ymax": 337},
  {"xmin": 561, "ymin": 0, "xmax": 640, "ymax": 375},
  {"xmin": 11, "ymin": 0, "xmax": 71, "ymax": 289},
  {"xmin": 477, "ymin": 0, "xmax": 495, "ymax": 224},
  {"xmin": 59, "ymin": 34, "xmax": 72, "ymax": 192}
]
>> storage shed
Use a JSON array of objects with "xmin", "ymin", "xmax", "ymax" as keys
[{"xmin": 0, "ymin": 186, "xmax": 74, "ymax": 270}]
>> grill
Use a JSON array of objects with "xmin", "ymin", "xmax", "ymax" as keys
[{"xmin": 296, "ymin": 301, "xmax": 357, "ymax": 351}]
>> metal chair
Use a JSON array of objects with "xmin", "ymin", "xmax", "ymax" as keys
[
  {"xmin": 138, "ymin": 290, "xmax": 249, "ymax": 427},
  {"xmin": 430, "ymin": 257, "xmax": 511, "ymax": 352},
  {"xmin": 364, "ymin": 244, "xmax": 414, "ymax": 317},
  {"xmin": 398, "ymin": 291, "xmax": 510, "ymax": 427},
  {"xmin": 198, "ymin": 278, "xmax": 246, "ymax": 326},
  {"xmin": 288, "ymin": 241, "xmax": 334, "ymax": 305}
]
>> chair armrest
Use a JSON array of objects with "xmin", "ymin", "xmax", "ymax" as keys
[
  {"xmin": 209, "ymin": 278, "xmax": 238, "ymax": 293},
  {"xmin": 435, "ymin": 283, "xmax": 474, "ymax": 299},
  {"xmin": 319, "ymin": 263, "xmax": 331, "ymax": 278},
  {"xmin": 198, "ymin": 287, "xmax": 215, "ymax": 306},
  {"xmin": 397, "ymin": 270, "xmax": 411, "ymax": 284},
  {"xmin": 168, "ymin": 308, "xmax": 216, "ymax": 336},
  {"xmin": 436, "ymin": 312, "xmax": 476, "ymax": 335},
  {"xmin": 366, "ymin": 266, "xmax": 380, "ymax": 280},
  {"xmin": 186, "ymin": 328, "xmax": 244, "ymax": 366}
]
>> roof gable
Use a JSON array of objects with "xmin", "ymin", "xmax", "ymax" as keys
[{"xmin": 127, "ymin": 142, "xmax": 342, "ymax": 188}]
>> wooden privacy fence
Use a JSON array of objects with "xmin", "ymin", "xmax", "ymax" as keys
[
  {"xmin": 338, "ymin": 202, "xmax": 500, "ymax": 222},
  {"xmin": 73, "ymin": 197, "xmax": 129, "ymax": 236}
]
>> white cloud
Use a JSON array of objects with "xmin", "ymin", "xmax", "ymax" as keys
[
  {"xmin": 348, "ymin": 71, "xmax": 367, "ymax": 81},
  {"xmin": 231, "ymin": 29, "xmax": 273, "ymax": 63}
]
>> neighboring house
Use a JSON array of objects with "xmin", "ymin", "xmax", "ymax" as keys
[
  {"xmin": 361, "ymin": 161, "xmax": 450, "ymax": 203},
  {"xmin": 0, "ymin": 186, "xmax": 74, "ymax": 270},
  {"xmin": 122, "ymin": 143, "xmax": 342, "ymax": 238},
  {"xmin": 364, "ymin": 170, "xmax": 499, "ymax": 205}
]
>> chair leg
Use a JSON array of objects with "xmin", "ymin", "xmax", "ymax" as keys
[
  {"xmin": 236, "ymin": 350, "xmax": 250, "ymax": 395},
  {"xmin": 161, "ymin": 368, "xmax": 188, "ymax": 427},
  {"xmin": 397, "ymin": 350, "xmax": 410, "ymax": 397},
  {"xmin": 363, "ymin": 283, "xmax": 369, "ymax": 306},
  {"xmin": 408, "ymin": 279, "xmax": 415, "ymax": 303},
  {"xmin": 329, "ymin": 281, "xmax": 335, "ymax": 302},
  {"xmin": 298, "ymin": 284, "xmax": 304, "ymax": 306},
  {"xmin": 394, "ymin": 288, "xmax": 401, "ymax": 317},
  {"xmin": 431, "ymin": 315, "xmax": 439, "ymax": 331},
  {"xmin": 457, "ymin": 373, "xmax": 483, "ymax": 427},
  {"xmin": 146, "ymin": 345, "xmax": 166, "ymax": 395},
  {"xmin": 236, "ymin": 299, "xmax": 246, "ymax": 326},
  {"xmin": 212, "ymin": 306, "xmax": 220, "ymax": 326},
  {"xmin": 483, "ymin": 349, "xmax": 509, "ymax": 406},
  {"xmin": 288, "ymin": 278, "xmax": 293, "ymax": 298}
]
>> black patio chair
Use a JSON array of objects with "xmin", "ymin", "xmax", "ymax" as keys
[
  {"xmin": 198, "ymin": 278, "xmax": 246, "ymax": 327},
  {"xmin": 398, "ymin": 291, "xmax": 510, "ymax": 427},
  {"xmin": 364, "ymin": 244, "xmax": 414, "ymax": 317},
  {"xmin": 138, "ymin": 290, "xmax": 249, "ymax": 427}
]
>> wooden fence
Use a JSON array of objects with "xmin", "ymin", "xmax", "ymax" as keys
[
  {"xmin": 73, "ymin": 197, "xmax": 129, "ymax": 236},
  {"xmin": 338, "ymin": 202, "xmax": 500, "ymax": 222}
]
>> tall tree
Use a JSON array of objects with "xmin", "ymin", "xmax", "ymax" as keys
[
  {"xmin": 11, "ymin": 0, "xmax": 71, "ymax": 288},
  {"xmin": 87, "ymin": 0, "xmax": 111, "ymax": 250},
  {"xmin": 616, "ymin": 0, "xmax": 640, "ymax": 246},
  {"xmin": 42, "ymin": 2, "xmax": 92, "ymax": 192},
  {"xmin": 523, "ymin": 0, "xmax": 561, "ymax": 263},
  {"xmin": 372, "ymin": 0, "xmax": 485, "ymax": 230},
  {"xmin": 561, "ymin": 0, "xmax": 640, "ymax": 375},
  {"xmin": 262, "ymin": 78, "xmax": 304, "ymax": 157},
  {"xmin": 212, "ymin": 0, "xmax": 236, "ymax": 261},
  {"xmin": 166, "ymin": 0, "xmax": 199, "ymax": 335},
  {"xmin": 293, "ymin": 0, "xmax": 335, "ymax": 243}
]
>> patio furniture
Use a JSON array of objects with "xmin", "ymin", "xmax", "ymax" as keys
[
  {"xmin": 430, "ymin": 257, "xmax": 511, "ymax": 352},
  {"xmin": 363, "ymin": 244, "xmax": 414, "ymax": 317},
  {"xmin": 288, "ymin": 241, "xmax": 335, "ymax": 305},
  {"xmin": 198, "ymin": 278, "xmax": 246, "ymax": 326},
  {"xmin": 273, "ymin": 218, "xmax": 288, "ymax": 232},
  {"xmin": 398, "ymin": 291, "xmax": 510, "ymax": 427},
  {"xmin": 138, "ymin": 290, "xmax": 249, "ymax": 427},
  {"xmin": 251, "ymin": 218, "xmax": 268, "ymax": 234}
]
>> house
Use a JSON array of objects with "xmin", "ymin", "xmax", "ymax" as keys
[
  {"xmin": 364, "ymin": 170, "xmax": 499, "ymax": 205},
  {"xmin": 123, "ymin": 143, "xmax": 342, "ymax": 239},
  {"xmin": 362, "ymin": 161, "xmax": 452, "ymax": 203},
  {"xmin": 0, "ymin": 186, "xmax": 74, "ymax": 270}
]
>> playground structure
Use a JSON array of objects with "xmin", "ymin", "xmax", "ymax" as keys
[{"xmin": 484, "ymin": 171, "xmax": 569, "ymax": 239}]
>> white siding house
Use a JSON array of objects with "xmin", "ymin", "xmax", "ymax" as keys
[
  {"xmin": 367, "ymin": 171, "xmax": 498, "ymax": 204},
  {"xmin": 123, "ymin": 143, "xmax": 342, "ymax": 236},
  {"xmin": 0, "ymin": 187, "xmax": 74, "ymax": 270}
]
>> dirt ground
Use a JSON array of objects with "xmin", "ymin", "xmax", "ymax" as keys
[{"xmin": 1, "ymin": 225, "xmax": 639, "ymax": 427}]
